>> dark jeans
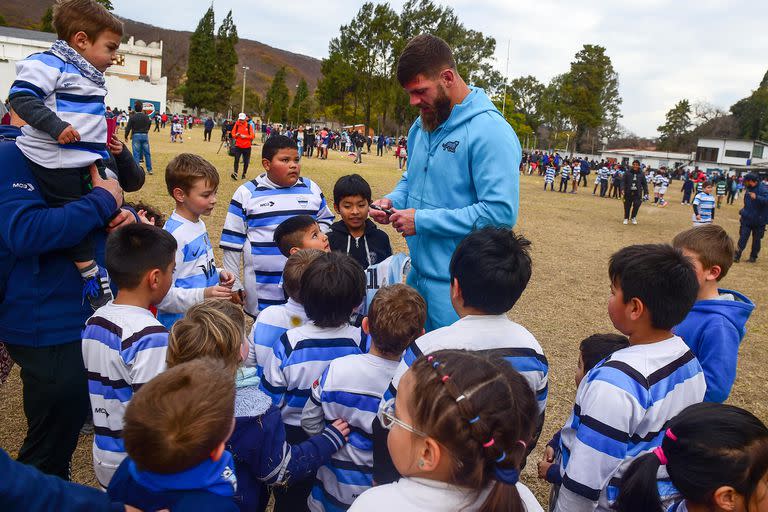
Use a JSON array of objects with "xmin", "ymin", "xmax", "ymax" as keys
[
  {"xmin": 233, "ymin": 146, "xmax": 252, "ymax": 176},
  {"xmin": 579, "ymin": 173, "xmax": 588, "ymax": 186},
  {"xmin": 682, "ymin": 190, "xmax": 693, "ymax": 204},
  {"xmin": 5, "ymin": 341, "xmax": 90, "ymax": 480},
  {"xmin": 727, "ymin": 189, "xmax": 736, "ymax": 204},
  {"xmin": 737, "ymin": 223, "xmax": 766, "ymax": 260},
  {"xmin": 131, "ymin": 133, "xmax": 152, "ymax": 172},
  {"xmin": 624, "ymin": 195, "xmax": 642, "ymax": 219},
  {"xmin": 272, "ymin": 425, "xmax": 312, "ymax": 512},
  {"xmin": 559, "ymin": 178, "xmax": 569, "ymax": 192},
  {"xmin": 600, "ymin": 181, "xmax": 608, "ymax": 197},
  {"xmin": 204, "ymin": 128, "xmax": 212, "ymax": 141},
  {"xmin": 376, "ymin": 146, "xmax": 383, "ymax": 156}
]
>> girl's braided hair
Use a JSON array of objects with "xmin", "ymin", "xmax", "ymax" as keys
[{"xmin": 408, "ymin": 349, "xmax": 538, "ymax": 512}]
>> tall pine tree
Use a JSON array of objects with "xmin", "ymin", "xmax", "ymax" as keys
[
  {"xmin": 289, "ymin": 78, "xmax": 310, "ymax": 126},
  {"xmin": 265, "ymin": 67, "xmax": 290, "ymax": 123},
  {"xmin": 214, "ymin": 10, "xmax": 239, "ymax": 113},
  {"xmin": 184, "ymin": 7, "xmax": 217, "ymax": 111}
]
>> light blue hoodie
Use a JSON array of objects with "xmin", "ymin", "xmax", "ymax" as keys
[{"xmin": 386, "ymin": 87, "xmax": 521, "ymax": 328}]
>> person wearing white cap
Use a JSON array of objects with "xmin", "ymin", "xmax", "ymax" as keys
[{"xmin": 230, "ymin": 112, "xmax": 255, "ymax": 180}]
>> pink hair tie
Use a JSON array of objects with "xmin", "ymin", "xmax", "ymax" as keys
[
  {"xmin": 441, "ymin": 375, "xmax": 450, "ymax": 382},
  {"xmin": 483, "ymin": 438, "xmax": 495, "ymax": 448},
  {"xmin": 666, "ymin": 428, "xmax": 678, "ymax": 442},
  {"xmin": 427, "ymin": 356, "xmax": 434, "ymax": 362},
  {"xmin": 653, "ymin": 446, "xmax": 668, "ymax": 465}
]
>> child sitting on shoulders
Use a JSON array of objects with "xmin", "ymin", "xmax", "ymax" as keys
[
  {"xmin": 246, "ymin": 249, "xmax": 324, "ymax": 376},
  {"xmin": 166, "ymin": 300, "xmax": 350, "ymax": 512},
  {"xmin": 302, "ymin": 284, "xmax": 427, "ymax": 511},
  {"xmin": 107, "ymin": 359, "xmax": 239, "ymax": 511},
  {"xmin": 350, "ymin": 350, "xmax": 544, "ymax": 512},
  {"xmin": 672, "ymin": 225, "xmax": 754, "ymax": 403},
  {"xmin": 81, "ymin": 224, "xmax": 176, "ymax": 487},
  {"xmin": 260, "ymin": 252, "xmax": 367, "ymax": 511},
  {"xmin": 156, "ymin": 153, "xmax": 235, "ymax": 329},
  {"xmin": 554, "ymin": 244, "xmax": 706, "ymax": 512},
  {"xmin": 328, "ymin": 174, "xmax": 392, "ymax": 268}
]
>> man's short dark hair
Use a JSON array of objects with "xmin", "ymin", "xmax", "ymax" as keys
[
  {"xmin": 580, "ymin": 333, "xmax": 630, "ymax": 373},
  {"xmin": 449, "ymin": 227, "xmax": 532, "ymax": 315},
  {"xmin": 133, "ymin": 100, "xmax": 142, "ymax": 112},
  {"xmin": 397, "ymin": 34, "xmax": 456, "ymax": 86},
  {"xmin": 262, "ymin": 135, "xmax": 298, "ymax": 161},
  {"xmin": 300, "ymin": 252, "xmax": 366, "ymax": 328},
  {"xmin": 273, "ymin": 215, "xmax": 318, "ymax": 257},
  {"xmin": 106, "ymin": 224, "xmax": 177, "ymax": 289},
  {"xmin": 608, "ymin": 244, "xmax": 699, "ymax": 330},
  {"xmin": 333, "ymin": 174, "xmax": 372, "ymax": 206}
]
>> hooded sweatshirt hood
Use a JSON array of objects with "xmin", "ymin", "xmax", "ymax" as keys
[{"xmin": 328, "ymin": 218, "xmax": 392, "ymax": 268}]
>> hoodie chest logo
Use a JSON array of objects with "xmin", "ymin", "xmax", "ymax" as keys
[
  {"xmin": 442, "ymin": 141, "xmax": 459, "ymax": 153},
  {"xmin": 297, "ymin": 196, "xmax": 309, "ymax": 208}
]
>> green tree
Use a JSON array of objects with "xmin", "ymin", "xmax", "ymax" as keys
[
  {"xmin": 214, "ymin": 10, "xmax": 239, "ymax": 112},
  {"xmin": 289, "ymin": 78, "xmax": 311, "ymax": 126},
  {"xmin": 96, "ymin": 0, "xmax": 114, "ymax": 9},
  {"xmin": 508, "ymin": 75, "xmax": 545, "ymax": 129},
  {"xmin": 730, "ymin": 70, "xmax": 768, "ymax": 141},
  {"xmin": 230, "ymin": 86, "xmax": 262, "ymax": 117},
  {"xmin": 657, "ymin": 99, "xmax": 692, "ymax": 150},
  {"xmin": 0, "ymin": 15, "xmax": 7, "ymax": 27},
  {"xmin": 265, "ymin": 67, "xmax": 290, "ymax": 123},
  {"xmin": 40, "ymin": 7, "xmax": 54, "ymax": 32},
  {"xmin": 183, "ymin": 7, "xmax": 217, "ymax": 111}
]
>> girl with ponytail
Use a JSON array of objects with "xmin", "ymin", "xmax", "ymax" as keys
[
  {"xmin": 615, "ymin": 402, "xmax": 768, "ymax": 512},
  {"xmin": 350, "ymin": 349, "xmax": 543, "ymax": 511}
]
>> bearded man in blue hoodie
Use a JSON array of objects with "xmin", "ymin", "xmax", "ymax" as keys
[{"xmin": 370, "ymin": 34, "xmax": 521, "ymax": 331}]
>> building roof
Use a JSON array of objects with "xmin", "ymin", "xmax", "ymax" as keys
[
  {"xmin": 600, "ymin": 148, "xmax": 691, "ymax": 159},
  {"xmin": 0, "ymin": 26, "xmax": 57, "ymax": 43},
  {"xmin": 697, "ymin": 137, "xmax": 768, "ymax": 146}
]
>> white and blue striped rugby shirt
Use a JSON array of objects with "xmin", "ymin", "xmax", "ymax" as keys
[
  {"xmin": 554, "ymin": 336, "xmax": 705, "ymax": 512},
  {"xmin": 81, "ymin": 302, "xmax": 168, "ymax": 487},
  {"xmin": 157, "ymin": 211, "xmax": 219, "ymax": 329},
  {"xmin": 9, "ymin": 50, "xmax": 109, "ymax": 168},
  {"xmin": 220, "ymin": 174, "xmax": 334, "ymax": 316},
  {"xmin": 260, "ymin": 322, "xmax": 366, "ymax": 427},
  {"xmin": 692, "ymin": 192, "xmax": 716, "ymax": 224},
  {"xmin": 245, "ymin": 297, "xmax": 308, "ymax": 376},
  {"xmin": 304, "ymin": 353, "xmax": 399, "ymax": 511},
  {"xmin": 545, "ymin": 167, "xmax": 556, "ymax": 182}
]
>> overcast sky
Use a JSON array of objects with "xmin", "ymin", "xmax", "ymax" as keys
[{"xmin": 114, "ymin": 0, "xmax": 767, "ymax": 137}]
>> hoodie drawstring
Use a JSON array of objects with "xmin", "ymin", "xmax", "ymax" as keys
[{"xmin": 346, "ymin": 234, "xmax": 372, "ymax": 267}]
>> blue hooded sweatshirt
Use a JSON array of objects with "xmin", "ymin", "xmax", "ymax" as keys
[
  {"xmin": 673, "ymin": 289, "xmax": 754, "ymax": 403},
  {"xmin": 386, "ymin": 87, "xmax": 521, "ymax": 329}
]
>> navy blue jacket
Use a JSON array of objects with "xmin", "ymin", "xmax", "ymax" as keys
[
  {"xmin": 0, "ymin": 125, "xmax": 118, "ymax": 346},
  {"xmin": 0, "ymin": 449, "xmax": 123, "ymax": 512},
  {"xmin": 740, "ymin": 181, "xmax": 768, "ymax": 226}
]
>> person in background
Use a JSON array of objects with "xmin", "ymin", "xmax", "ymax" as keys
[
  {"xmin": 734, "ymin": 173, "xmax": 768, "ymax": 263},
  {"xmin": 203, "ymin": 116, "xmax": 214, "ymax": 142},
  {"xmin": 231, "ymin": 113, "xmax": 255, "ymax": 180},
  {"xmin": 125, "ymin": 100, "xmax": 152, "ymax": 176}
]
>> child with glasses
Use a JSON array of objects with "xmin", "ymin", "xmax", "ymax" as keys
[
  {"xmin": 301, "ymin": 284, "xmax": 426, "ymax": 511},
  {"xmin": 351, "ymin": 349, "xmax": 543, "ymax": 512}
]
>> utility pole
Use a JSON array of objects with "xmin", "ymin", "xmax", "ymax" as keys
[
  {"xmin": 241, "ymin": 66, "xmax": 249, "ymax": 114},
  {"xmin": 501, "ymin": 40, "xmax": 510, "ymax": 117}
]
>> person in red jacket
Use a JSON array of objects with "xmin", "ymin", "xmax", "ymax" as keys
[{"xmin": 231, "ymin": 113, "xmax": 255, "ymax": 180}]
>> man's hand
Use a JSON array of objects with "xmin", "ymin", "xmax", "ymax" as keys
[
  {"xmin": 108, "ymin": 133, "xmax": 124, "ymax": 155},
  {"xmin": 106, "ymin": 208, "xmax": 136, "ymax": 232},
  {"xmin": 750, "ymin": 192, "xmax": 757, "ymax": 200},
  {"xmin": 90, "ymin": 163, "xmax": 124, "ymax": 208},
  {"xmin": 57, "ymin": 125, "xmax": 80, "ymax": 144},
  {"xmin": 219, "ymin": 271, "xmax": 235, "ymax": 288},
  {"xmin": 370, "ymin": 198, "xmax": 393, "ymax": 224},
  {"xmin": 204, "ymin": 285, "xmax": 233, "ymax": 299},
  {"xmin": 390, "ymin": 208, "xmax": 416, "ymax": 237}
]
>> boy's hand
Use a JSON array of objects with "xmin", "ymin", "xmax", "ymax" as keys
[
  {"xmin": 219, "ymin": 271, "xmax": 235, "ymax": 288},
  {"xmin": 108, "ymin": 133, "xmax": 123, "ymax": 155},
  {"xmin": 543, "ymin": 445, "xmax": 555, "ymax": 463},
  {"xmin": 204, "ymin": 285, "xmax": 233, "ymax": 299},
  {"xmin": 136, "ymin": 209, "xmax": 156, "ymax": 225},
  {"xmin": 57, "ymin": 125, "xmax": 81, "ymax": 144},
  {"xmin": 370, "ymin": 199, "xmax": 393, "ymax": 224},
  {"xmin": 331, "ymin": 419, "xmax": 351, "ymax": 441},
  {"xmin": 230, "ymin": 289, "xmax": 246, "ymax": 305},
  {"xmin": 696, "ymin": 214, "xmax": 702, "ymax": 221},
  {"xmin": 537, "ymin": 460, "xmax": 553, "ymax": 480},
  {"xmin": 90, "ymin": 163, "xmax": 124, "ymax": 208}
]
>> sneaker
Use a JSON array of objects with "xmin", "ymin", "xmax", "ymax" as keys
[
  {"xmin": 631, "ymin": 218, "xmax": 638, "ymax": 225},
  {"xmin": 146, "ymin": 169, "xmax": 153, "ymax": 176},
  {"xmin": 747, "ymin": 258, "xmax": 757, "ymax": 263},
  {"xmin": 734, "ymin": 253, "xmax": 741, "ymax": 263},
  {"xmin": 82, "ymin": 265, "xmax": 113, "ymax": 311},
  {"xmin": 231, "ymin": 172, "xmax": 238, "ymax": 181},
  {"xmin": 623, "ymin": 219, "xmax": 628, "ymax": 225},
  {"xmin": 241, "ymin": 173, "xmax": 247, "ymax": 180}
]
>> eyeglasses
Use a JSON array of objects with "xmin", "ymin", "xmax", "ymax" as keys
[{"xmin": 378, "ymin": 398, "xmax": 427, "ymax": 437}]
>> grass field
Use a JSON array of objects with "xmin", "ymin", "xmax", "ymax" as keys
[{"xmin": 1, "ymin": 128, "xmax": 766, "ymax": 506}]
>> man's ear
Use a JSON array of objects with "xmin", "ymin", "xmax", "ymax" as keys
[{"xmin": 440, "ymin": 68, "xmax": 457, "ymax": 88}]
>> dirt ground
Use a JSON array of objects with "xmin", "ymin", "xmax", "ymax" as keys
[{"xmin": 1, "ymin": 128, "xmax": 766, "ymax": 507}]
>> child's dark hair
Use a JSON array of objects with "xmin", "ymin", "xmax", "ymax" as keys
[
  {"xmin": 608, "ymin": 244, "xmax": 698, "ymax": 330},
  {"xmin": 262, "ymin": 135, "xmax": 298, "ymax": 161},
  {"xmin": 105, "ymin": 224, "xmax": 177, "ymax": 289},
  {"xmin": 125, "ymin": 201, "xmax": 166, "ymax": 226},
  {"xmin": 282, "ymin": 249, "xmax": 325, "ymax": 301},
  {"xmin": 449, "ymin": 228, "xmax": 532, "ymax": 315},
  {"xmin": 615, "ymin": 403, "xmax": 768, "ymax": 512},
  {"xmin": 368, "ymin": 284, "xmax": 426, "ymax": 357},
  {"xmin": 408, "ymin": 350, "xmax": 538, "ymax": 512},
  {"xmin": 333, "ymin": 174, "xmax": 372, "ymax": 206},
  {"xmin": 123, "ymin": 358, "xmax": 235, "ymax": 474},
  {"xmin": 579, "ymin": 334, "xmax": 630, "ymax": 373},
  {"xmin": 299, "ymin": 252, "xmax": 366, "ymax": 328},
  {"xmin": 273, "ymin": 215, "xmax": 318, "ymax": 257}
]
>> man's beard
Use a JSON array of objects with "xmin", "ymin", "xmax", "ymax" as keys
[{"xmin": 420, "ymin": 86, "xmax": 452, "ymax": 132}]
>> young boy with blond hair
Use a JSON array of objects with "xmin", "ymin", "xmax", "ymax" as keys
[
  {"xmin": 9, "ymin": 0, "xmax": 124, "ymax": 309},
  {"xmin": 107, "ymin": 358, "xmax": 240, "ymax": 511},
  {"xmin": 302, "ymin": 284, "xmax": 426, "ymax": 511},
  {"xmin": 81, "ymin": 224, "xmax": 176, "ymax": 487},
  {"xmin": 156, "ymin": 153, "xmax": 235, "ymax": 329},
  {"xmin": 672, "ymin": 225, "xmax": 755, "ymax": 403}
]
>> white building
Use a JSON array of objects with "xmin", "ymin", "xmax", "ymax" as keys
[
  {"xmin": 600, "ymin": 148, "xmax": 693, "ymax": 169},
  {"xmin": 0, "ymin": 26, "xmax": 167, "ymax": 114},
  {"xmin": 693, "ymin": 137, "xmax": 768, "ymax": 174}
]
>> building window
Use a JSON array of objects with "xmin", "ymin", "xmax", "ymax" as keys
[
  {"xmin": 754, "ymin": 145, "xmax": 765, "ymax": 159},
  {"xmin": 724, "ymin": 149, "xmax": 751, "ymax": 159},
  {"xmin": 696, "ymin": 146, "xmax": 719, "ymax": 162},
  {"xmin": 139, "ymin": 60, "xmax": 148, "ymax": 76}
]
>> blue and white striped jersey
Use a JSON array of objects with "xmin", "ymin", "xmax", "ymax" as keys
[
  {"xmin": 156, "ymin": 211, "xmax": 219, "ymax": 329},
  {"xmin": 560, "ymin": 166, "xmax": 571, "ymax": 179},
  {"xmin": 9, "ymin": 49, "xmax": 109, "ymax": 168},
  {"xmin": 658, "ymin": 176, "xmax": 669, "ymax": 192},
  {"xmin": 387, "ymin": 315, "xmax": 548, "ymax": 416},
  {"xmin": 598, "ymin": 167, "xmax": 610, "ymax": 182},
  {"xmin": 245, "ymin": 298, "xmax": 308, "ymax": 376},
  {"xmin": 220, "ymin": 174, "xmax": 334, "ymax": 316},
  {"xmin": 81, "ymin": 302, "xmax": 168, "ymax": 487},
  {"xmin": 545, "ymin": 167, "xmax": 556, "ymax": 183},
  {"xmin": 554, "ymin": 336, "xmax": 705, "ymax": 512},
  {"xmin": 260, "ymin": 322, "xmax": 366, "ymax": 427},
  {"xmin": 572, "ymin": 164, "xmax": 582, "ymax": 178},
  {"xmin": 303, "ymin": 353, "xmax": 400, "ymax": 511},
  {"xmin": 693, "ymin": 192, "xmax": 716, "ymax": 224}
]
